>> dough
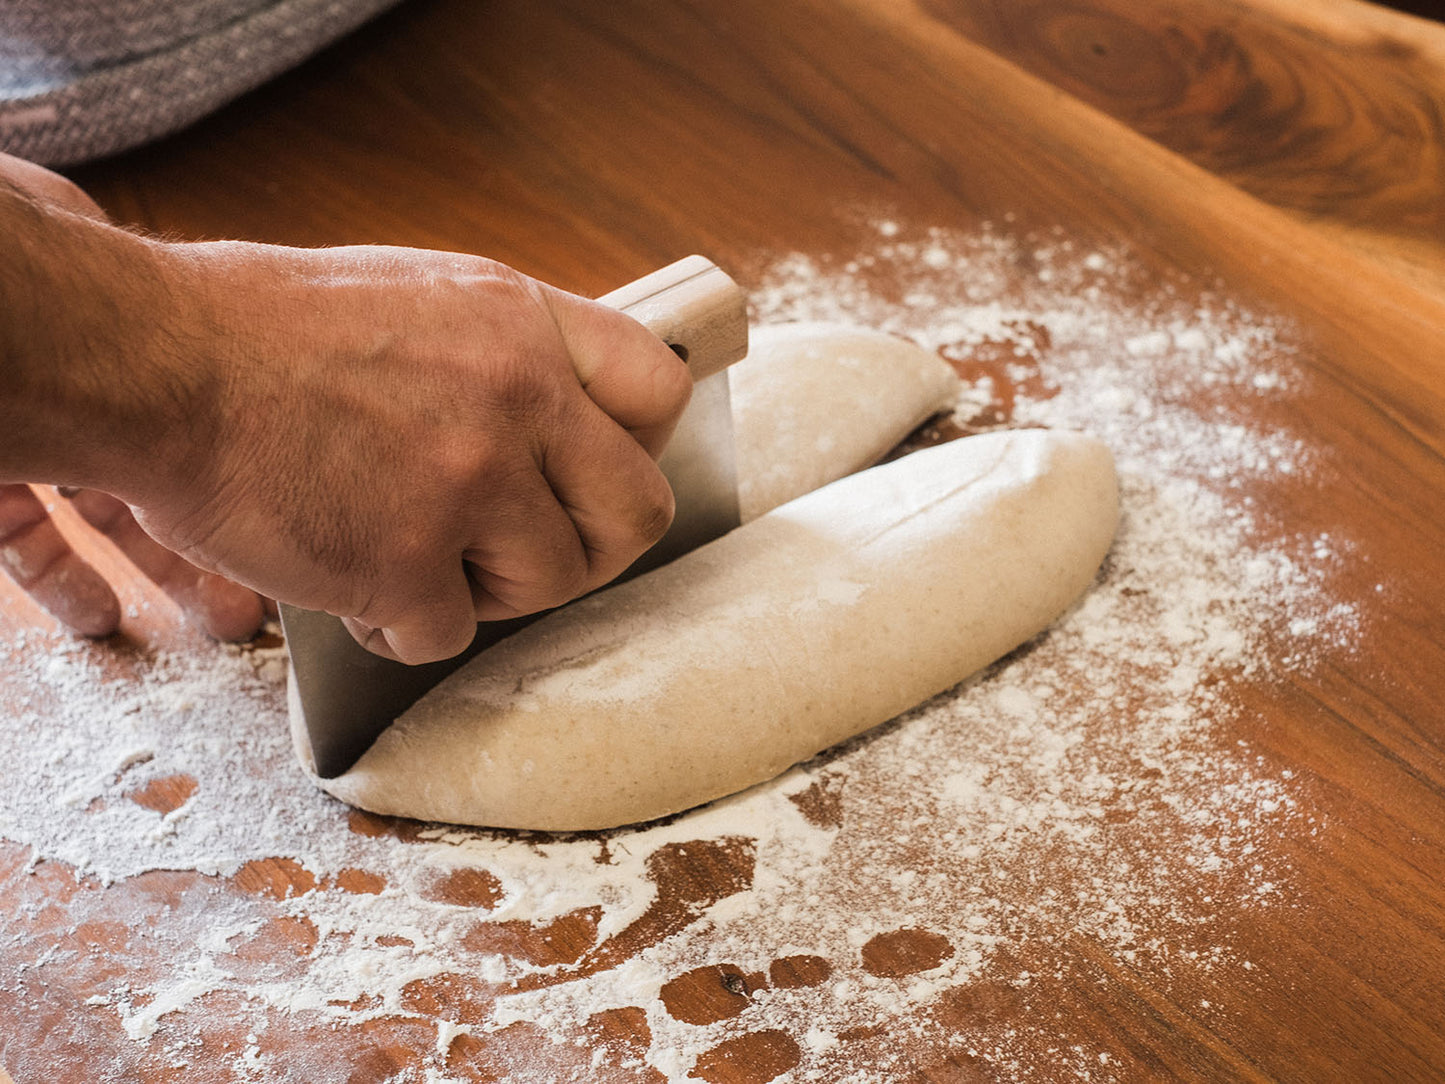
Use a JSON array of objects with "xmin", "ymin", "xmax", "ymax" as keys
[
  {"xmin": 732, "ymin": 323, "xmax": 959, "ymax": 521},
  {"xmin": 307, "ymin": 429, "xmax": 1118, "ymax": 830}
]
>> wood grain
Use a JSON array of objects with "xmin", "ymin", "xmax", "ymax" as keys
[
  {"xmin": 918, "ymin": 0, "xmax": 1445, "ymax": 293},
  {"xmin": 844, "ymin": 0, "xmax": 1445, "ymax": 460},
  {"xmin": 3, "ymin": 0, "xmax": 1443, "ymax": 1079}
]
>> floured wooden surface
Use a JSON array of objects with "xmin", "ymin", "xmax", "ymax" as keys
[
  {"xmin": 6, "ymin": 0, "xmax": 1445, "ymax": 1076},
  {"xmin": 1, "ymin": 226, "xmax": 1420, "ymax": 1082}
]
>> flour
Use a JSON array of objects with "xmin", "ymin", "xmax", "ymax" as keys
[{"xmin": 0, "ymin": 220, "xmax": 1358, "ymax": 1083}]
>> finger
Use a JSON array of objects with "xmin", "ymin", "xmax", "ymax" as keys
[
  {"xmin": 462, "ymin": 468, "xmax": 592, "ymax": 622},
  {"xmin": 540, "ymin": 402, "xmax": 676, "ymax": 592},
  {"xmin": 544, "ymin": 289, "xmax": 693, "ymax": 459},
  {"xmin": 343, "ymin": 568, "xmax": 478, "ymax": 665},
  {"xmin": 0, "ymin": 484, "xmax": 120, "ymax": 637},
  {"xmin": 65, "ymin": 489, "xmax": 266, "ymax": 642}
]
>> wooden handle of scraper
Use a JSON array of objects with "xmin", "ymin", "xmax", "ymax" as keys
[{"xmin": 597, "ymin": 255, "xmax": 748, "ymax": 381}]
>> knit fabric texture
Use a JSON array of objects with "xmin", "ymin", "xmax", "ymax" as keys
[{"xmin": 0, "ymin": 0, "xmax": 400, "ymax": 166}]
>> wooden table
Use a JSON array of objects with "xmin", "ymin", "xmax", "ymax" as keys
[{"xmin": 4, "ymin": 0, "xmax": 1445, "ymax": 1080}]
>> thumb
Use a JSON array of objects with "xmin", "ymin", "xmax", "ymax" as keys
[{"xmin": 544, "ymin": 288, "xmax": 693, "ymax": 459}]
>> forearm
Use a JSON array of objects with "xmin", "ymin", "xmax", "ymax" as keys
[
  {"xmin": 0, "ymin": 154, "xmax": 691, "ymax": 663},
  {"xmin": 0, "ymin": 172, "xmax": 212, "ymax": 497}
]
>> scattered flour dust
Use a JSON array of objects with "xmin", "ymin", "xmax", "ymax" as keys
[{"xmin": 0, "ymin": 221, "xmax": 1359, "ymax": 1083}]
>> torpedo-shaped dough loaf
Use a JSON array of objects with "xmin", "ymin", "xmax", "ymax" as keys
[
  {"xmin": 732, "ymin": 323, "xmax": 959, "ymax": 521},
  {"xmin": 315, "ymin": 429, "xmax": 1118, "ymax": 830}
]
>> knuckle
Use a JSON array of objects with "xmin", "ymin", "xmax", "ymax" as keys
[
  {"xmin": 631, "ymin": 474, "xmax": 676, "ymax": 546},
  {"xmin": 515, "ymin": 526, "xmax": 587, "ymax": 611},
  {"xmin": 542, "ymin": 546, "xmax": 590, "ymax": 605},
  {"xmin": 481, "ymin": 535, "xmax": 588, "ymax": 617},
  {"xmin": 431, "ymin": 439, "xmax": 493, "ymax": 495},
  {"xmin": 485, "ymin": 354, "xmax": 544, "ymax": 413}
]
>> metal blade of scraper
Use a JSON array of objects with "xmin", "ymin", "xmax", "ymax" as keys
[{"xmin": 283, "ymin": 255, "xmax": 747, "ymax": 778}]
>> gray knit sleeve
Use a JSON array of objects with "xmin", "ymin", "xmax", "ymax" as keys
[{"xmin": 0, "ymin": 0, "xmax": 401, "ymax": 167}]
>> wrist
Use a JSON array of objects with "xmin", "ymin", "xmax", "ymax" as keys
[{"xmin": 0, "ymin": 188, "xmax": 220, "ymax": 500}]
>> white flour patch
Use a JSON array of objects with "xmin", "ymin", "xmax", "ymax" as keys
[{"xmin": 0, "ymin": 221, "xmax": 1358, "ymax": 1082}]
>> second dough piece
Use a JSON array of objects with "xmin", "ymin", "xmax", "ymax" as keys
[{"xmin": 733, "ymin": 322, "xmax": 959, "ymax": 521}]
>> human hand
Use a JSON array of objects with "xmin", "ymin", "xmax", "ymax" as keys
[
  {"xmin": 125, "ymin": 242, "xmax": 691, "ymax": 665},
  {"xmin": 2, "ymin": 154, "xmax": 691, "ymax": 666},
  {"xmin": 0, "ymin": 484, "xmax": 269, "ymax": 641}
]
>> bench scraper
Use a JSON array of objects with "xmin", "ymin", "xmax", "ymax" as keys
[{"xmin": 282, "ymin": 256, "xmax": 748, "ymax": 778}]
